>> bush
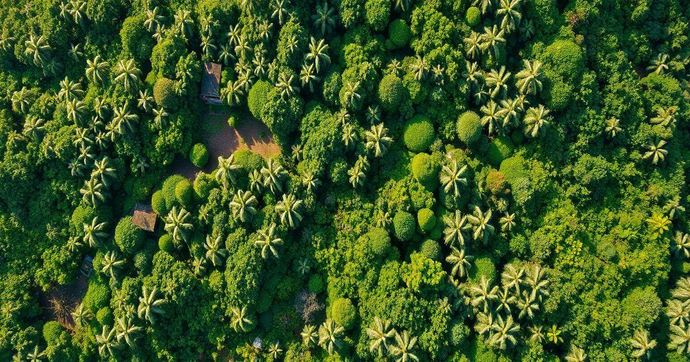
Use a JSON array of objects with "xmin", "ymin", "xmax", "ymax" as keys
[
  {"xmin": 393, "ymin": 211, "xmax": 416, "ymax": 241},
  {"xmin": 153, "ymin": 77, "xmax": 177, "ymax": 110},
  {"xmin": 449, "ymin": 319, "xmax": 470, "ymax": 346},
  {"xmin": 96, "ymin": 307, "xmax": 113, "ymax": 326},
  {"xmin": 485, "ymin": 169, "xmax": 508, "ymax": 196},
  {"xmin": 331, "ymin": 298, "xmax": 356, "ymax": 330},
  {"xmin": 193, "ymin": 172, "xmax": 215, "ymax": 200},
  {"xmin": 234, "ymin": 149, "xmax": 265, "ymax": 171},
  {"xmin": 388, "ymin": 19, "xmax": 411, "ymax": 48},
  {"xmin": 365, "ymin": 0, "xmax": 391, "ymax": 31},
  {"xmin": 417, "ymin": 208, "xmax": 436, "ymax": 233},
  {"xmin": 499, "ymin": 155, "xmax": 527, "ymax": 185},
  {"xmin": 189, "ymin": 143, "xmax": 209, "ymax": 168},
  {"xmin": 114, "ymin": 216, "xmax": 145, "ymax": 255},
  {"xmin": 487, "ymin": 136, "xmax": 514, "ymax": 166},
  {"xmin": 308, "ymin": 274, "xmax": 325, "ymax": 294},
  {"xmin": 162, "ymin": 175, "xmax": 185, "ymax": 210},
  {"xmin": 457, "ymin": 111, "xmax": 482, "ymax": 145},
  {"xmin": 84, "ymin": 276, "xmax": 110, "ymax": 312},
  {"xmin": 158, "ymin": 234, "xmax": 173, "ymax": 252},
  {"xmin": 377, "ymin": 74, "xmax": 404, "ymax": 112},
  {"xmin": 543, "ymin": 40, "xmax": 584, "ymax": 82},
  {"xmin": 175, "ymin": 179, "xmax": 194, "ymax": 206},
  {"xmin": 420, "ymin": 239, "xmax": 441, "ymax": 261},
  {"xmin": 43, "ymin": 321, "xmax": 64, "ymax": 346},
  {"xmin": 466, "ymin": 7, "xmax": 481, "ymax": 26},
  {"xmin": 151, "ymin": 190, "xmax": 167, "ymax": 216},
  {"xmin": 403, "ymin": 115, "xmax": 435, "ymax": 152},
  {"xmin": 367, "ymin": 227, "xmax": 391, "ymax": 257},
  {"xmin": 248, "ymin": 80, "xmax": 272, "ymax": 119},
  {"xmin": 469, "ymin": 255, "xmax": 497, "ymax": 283},
  {"xmin": 411, "ymin": 153, "xmax": 439, "ymax": 187}
]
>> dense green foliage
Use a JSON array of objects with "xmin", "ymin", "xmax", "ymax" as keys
[{"xmin": 0, "ymin": 0, "xmax": 689, "ymax": 361}]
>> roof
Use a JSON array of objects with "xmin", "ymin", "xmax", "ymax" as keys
[
  {"xmin": 200, "ymin": 62, "xmax": 223, "ymax": 105},
  {"xmin": 132, "ymin": 203, "xmax": 157, "ymax": 232}
]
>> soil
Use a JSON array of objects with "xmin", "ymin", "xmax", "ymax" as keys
[
  {"xmin": 37, "ymin": 274, "xmax": 89, "ymax": 331},
  {"xmin": 169, "ymin": 112, "xmax": 280, "ymax": 180}
]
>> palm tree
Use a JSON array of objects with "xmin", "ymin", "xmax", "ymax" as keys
[
  {"xmin": 672, "ymin": 278, "xmax": 690, "ymax": 301},
  {"xmin": 490, "ymin": 314, "xmax": 519, "ymax": 349},
  {"xmin": 306, "ymin": 37, "xmax": 331, "ymax": 73},
  {"xmin": 101, "ymin": 251, "xmax": 124, "ymax": 280},
  {"xmin": 474, "ymin": 312, "xmax": 494, "ymax": 337},
  {"xmin": 471, "ymin": 276, "xmax": 498, "ymax": 313},
  {"xmin": 496, "ymin": 0, "xmax": 522, "ymax": 33},
  {"xmin": 71, "ymin": 303, "xmax": 92, "ymax": 328},
  {"xmin": 495, "ymin": 286, "xmax": 515, "ymax": 314},
  {"xmin": 647, "ymin": 53, "xmax": 669, "ymax": 75},
  {"xmin": 666, "ymin": 299, "xmax": 689, "ymax": 327},
  {"xmin": 271, "ymin": 0, "xmax": 289, "ymax": 25},
  {"xmin": 300, "ymin": 63, "xmax": 319, "ymax": 92},
  {"xmin": 297, "ymin": 258, "xmax": 311, "ymax": 275},
  {"xmin": 529, "ymin": 325, "xmax": 545, "ymax": 343},
  {"xmin": 517, "ymin": 290, "xmax": 539, "ymax": 320},
  {"xmin": 138, "ymin": 286, "xmax": 166, "ymax": 324},
  {"xmin": 276, "ymin": 194, "xmax": 303, "ymax": 229},
  {"xmin": 342, "ymin": 122, "xmax": 357, "ymax": 148},
  {"xmin": 174, "ymin": 9, "xmax": 194, "ymax": 38},
  {"xmin": 144, "ymin": 6, "xmax": 165, "ymax": 32},
  {"xmin": 268, "ymin": 341, "xmax": 283, "ymax": 359},
  {"xmin": 366, "ymin": 317, "xmax": 396, "ymax": 357},
  {"xmin": 86, "ymin": 56, "xmax": 109, "ymax": 84},
  {"xmin": 58, "ymin": 77, "xmax": 84, "ymax": 102},
  {"xmin": 97, "ymin": 325, "xmax": 119, "ymax": 357},
  {"xmin": 642, "ymin": 139, "xmax": 668, "ymax": 165},
  {"xmin": 83, "ymin": 217, "xmax": 108, "ymax": 247},
  {"xmin": 164, "ymin": 206, "xmax": 193, "ymax": 242},
  {"xmin": 440, "ymin": 161, "xmax": 468, "ymax": 197},
  {"xmin": 464, "ymin": 33, "xmax": 482, "ymax": 60},
  {"xmin": 467, "ymin": 206, "xmax": 494, "ymax": 245},
  {"xmin": 312, "ymin": 2, "xmax": 337, "ymax": 36},
  {"xmin": 480, "ymin": 100, "xmax": 500, "ymax": 135},
  {"xmin": 111, "ymin": 103, "xmax": 138, "ymax": 135},
  {"xmin": 25, "ymin": 34, "xmax": 51, "ymax": 66},
  {"xmin": 499, "ymin": 212, "xmax": 516, "ymax": 232},
  {"xmin": 672, "ymin": 232, "xmax": 690, "ymax": 259},
  {"xmin": 216, "ymin": 154, "xmax": 242, "ymax": 189},
  {"xmin": 11, "ymin": 87, "xmax": 32, "ymax": 114},
  {"xmin": 137, "ymin": 89, "xmax": 154, "ymax": 113},
  {"xmin": 565, "ymin": 345, "xmax": 587, "ymax": 362},
  {"xmin": 348, "ymin": 155, "xmax": 369, "ymax": 188},
  {"xmin": 66, "ymin": 98, "xmax": 87, "ymax": 124},
  {"xmin": 547, "ymin": 324, "xmax": 563, "ymax": 344},
  {"xmin": 526, "ymin": 265, "xmax": 550, "ymax": 300},
  {"xmin": 480, "ymin": 25, "xmax": 505, "ymax": 58},
  {"xmin": 343, "ymin": 81, "xmax": 363, "ymax": 109},
  {"xmin": 318, "ymin": 319, "xmax": 344, "ymax": 355},
  {"xmin": 630, "ymin": 329, "xmax": 656, "ymax": 360},
  {"xmin": 389, "ymin": 330, "xmax": 419, "ymax": 362},
  {"xmin": 485, "ymin": 66, "xmax": 511, "ymax": 98},
  {"xmin": 523, "ymin": 105, "xmax": 550, "ymax": 137},
  {"xmin": 204, "ymin": 234, "xmax": 228, "ymax": 267},
  {"xmin": 501, "ymin": 264, "xmax": 524, "ymax": 294},
  {"xmin": 23, "ymin": 116, "xmax": 45, "ymax": 142},
  {"xmin": 116, "ymin": 316, "xmax": 142, "ymax": 347},
  {"xmin": 651, "ymin": 106, "xmax": 677, "ymax": 127},
  {"xmin": 230, "ymin": 190, "xmax": 258, "ymax": 223},
  {"xmin": 230, "ymin": 305, "xmax": 255, "ymax": 332},
  {"xmin": 302, "ymin": 172, "xmax": 321, "ymax": 193},
  {"xmin": 443, "ymin": 210, "xmax": 470, "ymax": 247},
  {"xmin": 151, "ymin": 106, "xmax": 168, "ymax": 127},
  {"xmin": 446, "ymin": 247, "xmax": 473, "ymax": 278},
  {"xmin": 474, "ymin": 0, "xmax": 494, "ymax": 14},
  {"xmin": 255, "ymin": 223, "xmax": 283, "ymax": 259},
  {"xmin": 80, "ymin": 177, "xmax": 106, "ymax": 206},
  {"xmin": 410, "ymin": 55, "xmax": 429, "ymax": 81},
  {"xmin": 365, "ymin": 123, "xmax": 393, "ymax": 157},
  {"xmin": 301, "ymin": 324, "xmax": 319, "ymax": 347},
  {"xmin": 246, "ymin": 169, "xmax": 263, "ymax": 194},
  {"xmin": 276, "ymin": 71, "xmax": 298, "ymax": 99},
  {"xmin": 516, "ymin": 60, "xmax": 543, "ymax": 96},
  {"xmin": 92, "ymin": 157, "xmax": 117, "ymax": 187},
  {"xmin": 114, "ymin": 59, "xmax": 141, "ymax": 91}
]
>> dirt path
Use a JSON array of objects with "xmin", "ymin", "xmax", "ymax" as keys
[{"xmin": 169, "ymin": 113, "xmax": 281, "ymax": 180}]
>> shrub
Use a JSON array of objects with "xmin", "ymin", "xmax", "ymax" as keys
[
  {"xmin": 96, "ymin": 307, "xmax": 113, "ymax": 326},
  {"xmin": 175, "ymin": 179, "xmax": 193, "ymax": 206},
  {"xmin": 450, "ymin": 319, "xmax": 470, "ymax": 346},
  {"xmin": 469, "ymin": 255, "xmax": 497, "ymax": 283},
  {"xmin": 487, "ymin": 136, "xmax": 514, "ymax": 166},
  {"xmin": 162, "ymin": 175, "xmax": 185, "ymax": 210},
  {"xmin": 499, "ymin": 155, "xmax": 527, "ymax": 185},
  {"xmin": 331, "ymin": 298, "xmax": 356, "ymax": 330},
  {"xmin": 485, "ymin": 169, "xmax": 508, "ymax": 196},
  {"xmin": 308, "ymin": 274, "xmax": 325, "ymax": 294},
  {"xmin": 377, "ymin": 74, "xmax": 404, "ymax": 112},
  {"xmin": 248, "ymin": 80, "xmax": 272, "ymax": 119},
  {"xmin": 403, "ymin": 115, "xmax": 435, "ymax": 152},
  {"xmin": 153, "ymin": 77, "xmax": 177, "ymax": 110},
  {"xmin": 114, "ymin": 216, "xmax": 145, "ymax": 255},
  {"xmin": 543, "ymin": 40, "xmax": 584, "ymax": 82},
  {"xmin": 466, "ymin": 7, "xmax": 481, "ymax": 26},
  {"xmin": 420, "ymin": 239, "xmax": 441, "ymax": 261},
  {"xmin": 417, "ymin": 208, "xmax": 436, "ymax": 233},
  {"xmin": 189, "ymin": 143, "xmax": 209, "ymax": 168},
  {"xmin": 457, "ymin": 111, "xmax": 482, "ymax": 144},
  {"xmin": 367, "ymin": 227, "xmax": 391, "ymax": 257},
  {"xmin": 159, "ymin": 234, "xmax": 174, "ymax": 252},
  {"xmin": 388, "ymin": 19, "xmax": 411, "ymax": 48},
  {"xmin": 411, "ymin": 153, "xmax": 439, "ymax": 187},
  {"xmin": 234, "ymin": 149, "xmax": 265, "ymax": 171},
  {"xmin": 393, "ymin": 211, "xmax": 416, "ymax": 241},
  {"xmin": 151, "ymin": 190, "xmax": 167, "ymax": 216},
  {"xmin": 43, "ymin": 321, "xmax": 64, "ymax": 346},
  {"xmin": 365, "ymin": 0, "xmax": 391, "ymax": 31},
  {"xmin": 84, "ymin": 276, "xmax": 110, "ymax": 312},
  {"xmin": 193, "ymin": 172, "xmax": 215, "ymax": 201}
]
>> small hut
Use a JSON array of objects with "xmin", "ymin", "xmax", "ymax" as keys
[
  {"xmin": 132, "ymin": 203, "xmax": 157, "ymax": 232},
  {"xmin": 200, "ymin": 62, "xmax": 223, "ymax": 105},
  {"xmin": 80, "ymin": 256, "xmax": 94, "ymax": 277}
]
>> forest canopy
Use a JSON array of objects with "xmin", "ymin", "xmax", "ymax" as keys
[{"xmin": 0, "ymin": 0, "xmax": 689, "ymax": 361}]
